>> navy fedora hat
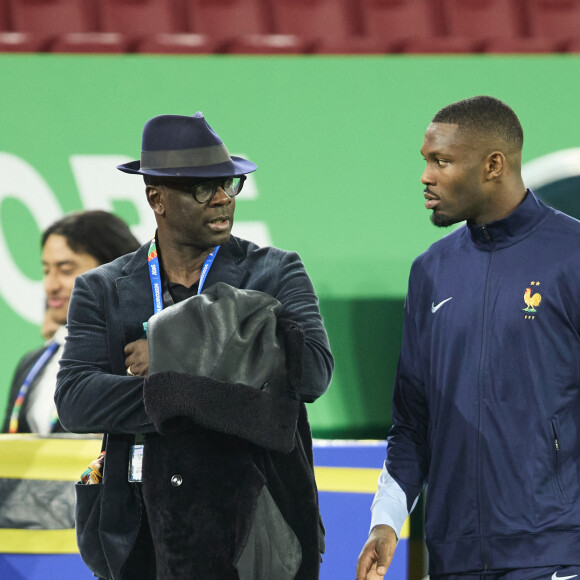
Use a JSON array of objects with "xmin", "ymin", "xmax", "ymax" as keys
[{"xmin": 117, "ymin": 112, "xmax": 257, "ymax": 179}]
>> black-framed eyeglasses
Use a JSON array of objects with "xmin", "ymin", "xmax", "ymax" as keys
[{"xmin": 167, "ymin": 175, "xmax": 246, "ymax": 204}]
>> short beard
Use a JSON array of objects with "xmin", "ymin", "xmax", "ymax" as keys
[{"xmin": 430, "ymin": 211, "xmax": 457, "ymax": 228}]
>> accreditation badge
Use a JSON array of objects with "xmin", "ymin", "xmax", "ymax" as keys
[{"xmin": 128, "ymin": 444, "xmax": 144, "ymax": 482}]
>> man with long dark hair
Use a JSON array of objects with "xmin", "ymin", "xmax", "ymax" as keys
[{"xmin": 3, "ymin": 210, "xmax": 140, "ymax": 434}]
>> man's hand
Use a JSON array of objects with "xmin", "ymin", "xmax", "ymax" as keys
[
  {"xmin": 124, "ymin": 339, "xmax": 149, "ymax": 377},
  {"xmin": 356, "ymin": 524, "xmax": 398, "ymax": 579}
]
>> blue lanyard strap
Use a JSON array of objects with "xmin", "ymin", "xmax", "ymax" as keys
[
  {"xmin": 147, "ymin": 238, "xmax": 164, "ymax": 315},
  {"xmin": 198, "ymin": 245, "xmax": 220, "ymax": 295},
  {"xmin": 9, "ymin": 341, "xmax": 60, "ymax": 433},
  {"xmin": 145, "ymin": 237, "xmax": 220, "ymax": 330}
]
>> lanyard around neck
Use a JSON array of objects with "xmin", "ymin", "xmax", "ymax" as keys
[
  {"xmin": 9, "ymin": 341, "xmax": 60, "ymax": 433},
  {"xmin": 147, "ymin": 237, "xmax": 220, "ymax": 316}
]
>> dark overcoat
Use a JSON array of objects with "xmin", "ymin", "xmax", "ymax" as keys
[{"xmin": 55, "ymin": 236, "xmax": 334, "ymax": 580}]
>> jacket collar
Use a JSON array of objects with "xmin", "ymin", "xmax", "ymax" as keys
[
  {"xmin": 121, "ymin": 235, "xmax": 247, "ymax": 281},
  {"xmin": 117, "ymin": 244, "xmax": 154, "ymax": 343},
  {"xmin": 116, "ymin": 236, "xmax": 249, "ymax": 342},
  {"xmin": 467, "ymin": 189, "xmax": 549, "ymax": 250},
  {"xmin": 202, "ymin": 235, "xmax": 249, "ymax": 290}
]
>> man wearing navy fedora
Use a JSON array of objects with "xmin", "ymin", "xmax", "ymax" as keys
[{"xmin": 55, "ymin": 112, "xmax": 334, "ymax": 580}]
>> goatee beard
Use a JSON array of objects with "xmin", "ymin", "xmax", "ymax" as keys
[{"xmin": 430, "ymin": 211, "xmax": 457, "ymax": 228}]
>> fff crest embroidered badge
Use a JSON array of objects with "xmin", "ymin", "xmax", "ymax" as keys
[{"xmin": 523, "ymin": 281, "xmax": 542, "ymax": 319}]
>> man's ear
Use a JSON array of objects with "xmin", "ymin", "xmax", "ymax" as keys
[
  {"xmin": 486, "ymin": 151, "xmax": 505, "ymax": 180},
  {"xmin": 146, "ymin": 185, "xmax": 165, "ymax": 216}
]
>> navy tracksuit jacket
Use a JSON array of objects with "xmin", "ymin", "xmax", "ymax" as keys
[{"xmin": 387, "ymin": 190, "xmax": 580, "ymax": 574}]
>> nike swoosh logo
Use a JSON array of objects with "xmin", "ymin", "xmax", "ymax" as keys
[
  {"xmin": 431, "ymin": 297, "xmax": 453, "ymax": 313},
  {"xmin": 552, "ymin": 573, "xmax": 578, "ymax": 580}
]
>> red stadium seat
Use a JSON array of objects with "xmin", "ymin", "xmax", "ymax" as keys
[
  {"xmin": 224, "ymin": 33, "xmax": 309, "ymax": 53},
  {"xmin": 315, "ymin": 35, "xmax": 479, "ymax": 54},
  {"xmin": 98, "ymin": 0, "xmax": 182, "ymax": 36},
  {"xmin": 9, "ymin": 0, "xmax": 96, "ymax": 36},
  {"xmin": 49, "ymin": 32, "xmax": 131, "ymax": 53},
  {"xmin": 440, "ymin": 0, "xmax": 525, "ymax": 41},
  {"xmin": 136, "ymin": 33, "xmax": 222, "ymax": 54},
  {"xmin": 482, "ymin": 36, "xmax": 563, "ymax": 53},
  {"xmin": 400, "ymin": 36, "xmax": 481, "ymax": 53},
  {"xmin": 269, "ymin": 0, "xmax": 357, "ymax": 42},
  {"xmin": 565, "ymin": 36, "xmax": 580, "ymax": 52},
  {"xmin": 312, "ymin": 36, "xmax": 390, "ymax": 54},
  {"xmin": 0, "ymin": 0, "xmax": 9, "ymax": 31},
  {"xmin": 0, "ymin": 31, "xmax": 47, "ymax": 51},
  {"xmin": 184, "ymin": 0, "xmax": 271, "ymax": 44},
  {"xmin": 358, "ymin": 0, "xmax": 442, "ymax": 43},
  {"xmin": 525, "ymin": 0, "xmax": 580, "ymax": 43}
]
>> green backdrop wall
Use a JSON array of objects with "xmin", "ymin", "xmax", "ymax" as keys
[{"xmin": 1, "ymin": 54, "xmax": 579, "ymax": 437}]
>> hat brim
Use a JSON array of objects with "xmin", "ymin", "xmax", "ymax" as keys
[{"xmin": 117, "ymin": 156, "xmax": 257, "ymax": 179}]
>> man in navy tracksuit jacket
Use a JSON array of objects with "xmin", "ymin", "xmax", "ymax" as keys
[{"xmin": 357, "ymin": 96, "xmax": 580, "ymax": 580}]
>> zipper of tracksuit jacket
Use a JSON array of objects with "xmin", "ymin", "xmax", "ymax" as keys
[{"xmin": 476, "ymin": 223, "xmax": 492, "ymax": 571}]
